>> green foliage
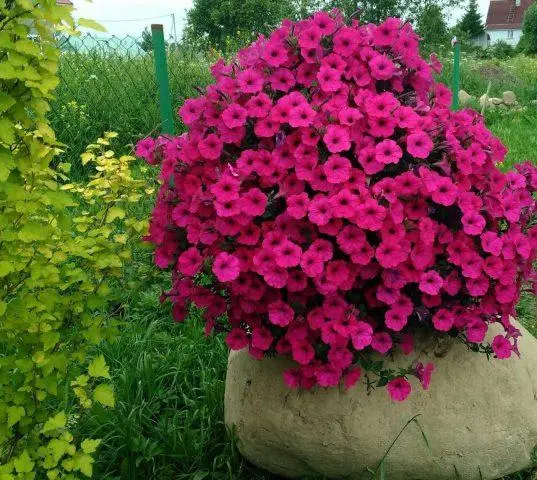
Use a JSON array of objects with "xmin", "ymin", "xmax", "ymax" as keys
[
  {"xmin": 457, "ymin": 0, "xmax": 485, "ymax": 39},
  {"xmin": 489, "ymin": 40, "xmax": 516, "ymax": 59},
  {"xmin": 521, "ymin": 2, "xmax": 537, "ymax": 54},
  {"xmin": 183, "ymin": 0, "xmax": 296, "ymax": 52},
  {"xmin": 0, "ymin": 1, "xmax": 148, "ymax": 476},
  {"xmin": 49, "ymin": 36, "xmax": 212, "ymax": 179},
  {"xmin": 138, "ymin": 28, "xmax": 153, "ymax": 53},
  {"xmin": 417, "ymin": 4, "xmax": 449, "ymax": 48}
]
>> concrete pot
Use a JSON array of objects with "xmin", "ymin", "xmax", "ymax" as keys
[{"xmin": 225, "ymin": 322, "xmax": 537, "ymax": 479}]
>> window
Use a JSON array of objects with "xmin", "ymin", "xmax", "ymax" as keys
[{"xmin": 507, "ymin": 30, "xmax": 514, "ymax": 39}]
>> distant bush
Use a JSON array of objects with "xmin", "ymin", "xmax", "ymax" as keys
[{"xmin": 489, "ymin": 40, "xmax": 516, "ymax": 59}]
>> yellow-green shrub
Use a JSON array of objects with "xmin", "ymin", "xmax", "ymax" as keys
[{"xmin": 0, "ymin": 2, "xmax": 147, "ymax": 477}]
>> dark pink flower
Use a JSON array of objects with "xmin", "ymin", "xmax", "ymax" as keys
[
  {"xmin": 323, "ymin": 125, "xmax": 351, "ymax": 153},
  {"xmin": 406, "ymin": 131, "xmax": 433, "ymax": 159},
  {"xmin": 492, "ymin": 335, "xmax": 512, "ymax": 359},
  {"xmin": 387, "ymin": 377, "xmax": 412, "ymax": 402},
  {"xmin": 213, "ymin": 252, "xmax": 240, "ymax": 282}
]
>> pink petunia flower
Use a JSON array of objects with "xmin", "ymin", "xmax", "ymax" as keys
[
  {"xmin": 222, "ymin": 103, "xmax": 248, "ymax": 129},
  {"xmin": 213, "ymin": 252, "xmax": 240, "ymax": 282},
  {"xmin": 371, "ymin": 332, "xmax": 393, "ymax": 354},
  {"xmin": 324, "ymin": 155, "xmax": 351, "ymax": 184},
  {"xmin": 387, "ymin": 377, "xmax": 412, "ymax": 401},
  {"xmin": 406, "ymin": 131, "xmax": 433, "ymax": 159},
  {"xmin": 492, "ymin": 335, "xmax": 512, "ymax": 359},
  {"xmin": 376, "ymin": 139, "xmax": 402, "ymax": 165},
  {"xmin": 419, "ymin": 270, "xmax": 443, "ymax": 295},
  {"xmin": 432, "ymin": 309, "xmax": 454, "ymax": 332},
  {"xmin": 462, "ymin": 211, "xmax": 486, "ymax": 236},
  {"xmin": 323, "ymin": 125, "xmax": 351, "ymax": 153}
]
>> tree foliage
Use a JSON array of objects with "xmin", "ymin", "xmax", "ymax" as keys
[
  {"xmin": 0, "ymin": 1, "xmax": 147, "ymax": 477},
  {"xmin": 183, "ymin": 0, "xmax": 297, "ymax": 51},
  {"xmin": 457, "ymin": 0, "xmax": 485, "ymax": 39},
  {"xmin": 520, "ymin": 2, "xmax": 537, "ymax": 54},
  {"xmin": 417, "ymin": 4, "xmax": 449, "ymax": 47},
  {"xmin": 183, "ymin": 0, "xmax": 460, "ymax": 51}
]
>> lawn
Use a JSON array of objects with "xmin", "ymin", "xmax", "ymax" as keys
[{"xmin": 53, "ymin": 47, "xmax": 537, "ymax": 479}]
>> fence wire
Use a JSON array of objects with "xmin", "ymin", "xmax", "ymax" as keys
[{"xmin": 50, "ymin": 33, "xmax": 212, "ymax": 177}]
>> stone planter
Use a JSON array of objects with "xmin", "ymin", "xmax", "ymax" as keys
[{"xmin": 225, "ymin": 322, "xmax": 537, "ymax": 479}]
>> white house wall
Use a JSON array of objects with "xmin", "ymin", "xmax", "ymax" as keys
[{"xmin": 485, "ymin": 28, "xmax": 522, "ymax": 45}]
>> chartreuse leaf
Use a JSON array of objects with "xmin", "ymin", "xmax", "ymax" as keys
[
  {"xmin": 106, "ymin": 206, "xmax": 125, "ymax": 223},
  {"xmin": 88, "ymin": 355, "xmax": 110, "ymax": 379},
  {"xmin": 14, "ymin": 450, "xmax": 34, "ymax": 473},
  {"xmin": 7, "ymin": 406, "xmax": 25, "ymax": 427},
  {"xmin": 77, "ymin": 18, "xmax": 106, "ymax": 32},
  {"xmin": 93, "ymin": 383, "xmax": 115, "ymax": 407},
  {"xmin": 81, "ymin": 439, "xmax": 100, "ymax": 455},
  {"xmin": 42, "ymin": 412, "xmax": 66, "ymax": 434}
]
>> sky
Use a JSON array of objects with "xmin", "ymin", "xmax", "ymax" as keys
[{"xmin": 72, "ymin": 0, "xmax": 491, "ymax": 38}]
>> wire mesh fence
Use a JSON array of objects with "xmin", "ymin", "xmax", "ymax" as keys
[{"xmin": 50, "ymin": 33, "xmax": 212, "ymax": 177}]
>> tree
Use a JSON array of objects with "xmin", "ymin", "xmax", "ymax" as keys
[
  {"xmin": 138, "ymin": 27, "xmax": 153, "ymax": 53},
  {"xmin": 417, "ymin": 4, "xmax": 449, "ymax": 46},
  {"xmin": 520, "ymin": 2, "xmax": 537, "ymax": 54},
  {"xmin": 457, "ymin": 0, "xmax": 484, "ymax": 39},
  {"xmin": 183, "ymin": 0, "xmax": 297, "ymax": 51}
]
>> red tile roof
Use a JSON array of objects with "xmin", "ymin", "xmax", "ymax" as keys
[{"xmin": 485, "ymin": 0, "xmax": 534, "ymax": 29}]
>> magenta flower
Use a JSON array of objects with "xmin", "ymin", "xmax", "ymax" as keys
[
  {"xmin": 222, "ymin": 103, "xmax": 248, "ymax": 129},
  {"xmin": 237, "ymin": 68, "xmax": 264, "ymax": 93},
  {"xmin": 177, "ymin": 247, "xmax": 203, "ymax": 276},
  {"xmin": 387, "ymin": 377, "xmax": 412, "ymax": 402},
  {"xmin": 406, "ymin": 131, "xmax": 433, "ymax": 159},
  {"xmin": 323, "ymin": 125, "xmax": 350, "ymax": 153},
  {"xmin": 419, "ymin": 270, "xmax": 443, "ymax": 295},
  {"xmin": 492, "ymin": 335, "xmax": 512, "ymax": 359},
  {"xmin": 432, "ymin": 309, "xmax": 454, "ymax": 332},
  {"xmin": 462, "ymin": 211, "xmax": 486, "ymax": 236},
  {"xmin": 375, "ymin": 139, "xmax": 402, "ymax": 165},
  {"xmin": 323, "ymin": 155, "xmax": 351, "ymax": 184},
  {"xmin": 371, "ymin": 332, "xmax": 393, "ymax": 354},
  {"xmin": 138, "ymin": 10, "xmax": 537, "ymax": 400},
  {"xmin": 212, "ymin": 252, "xmax": 240, "ymax": 282},
  {"xmin": 415, "ymin": 362, "xmax": 435, "ymax": 390}
]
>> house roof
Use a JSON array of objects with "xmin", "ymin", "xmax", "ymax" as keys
[
  {"xmin": 57, "ymin": 0, "xmax": 73, "ymax": 5},
  {"xmin": 486, "ymin": 0, "xmax": 534, "ymax": 29}
]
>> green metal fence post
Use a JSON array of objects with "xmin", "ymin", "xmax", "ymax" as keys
[
  {"xmin": 451, "ymin": 37, "xmax": 461, "ymax": 110},
  {"xmin": 151, "ymin": 24, "xmax": 174, "ymax": 135}
]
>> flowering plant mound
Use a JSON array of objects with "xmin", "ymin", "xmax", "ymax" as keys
[{"xmin": 137, "ymin": 11, "xmax": 537, "ymax": 401}]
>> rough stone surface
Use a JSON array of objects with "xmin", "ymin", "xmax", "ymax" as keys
[
  {"xmin": 225, "ymin": 322, "xmax": 537, "ymax": 479},
  {"xmin": 490, "ymin": 97, "xmax": 503, "ymax": 105},
  {"xmin": 503, "ymin": 90, "xmax": 517, "ymax": 105},
  {"xmin": 458, "ymin": 89, "xmax": 473, "ymax": 105},
  {"xmin": 479, "ymin": 94, "xmax": 491, "ymax": 109}
]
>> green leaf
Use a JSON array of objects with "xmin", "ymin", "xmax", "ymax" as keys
[
  {"xmin": 0, "ymin": 92, "xmax": 15, "ymax": 113},
  {"xmin": 77, "ymin": 18, "xmax": 107, "ymax": 32},
  {"xmin": 106, "ymin": 206, "xmax": 125, "ymax": 223},
  {"xmin": 0, "ymin": 301, "xmax": 6, "ymax": 316},
  {"xmin": 0, "ymin": 261, "xmax": 13, "ymax": 277},
  {"xmin": 74, "ymin": 453, "xmax": 94, "ymax": 477},
  {"xmin": 88, "ymin": 355, "xmax": 110, "ymax": 379},
  {"xmin": 93, "ymin": 383, "xmax": 115, "ymax": 407},
  {"xmin": 0, "ymin": 118, "xmax": 14, "ymax": 144},
  {"xmin": 42, "ymin": 412, "xmax": 67, "ymax": 434},
  {"xmin": 7, "ymin": 406, "xmax": 25, "ymax": 428},
  {"xmin": 14, "ymin": 450, "xmax": 34, "ymax": 473},
  {"xmin": 81, "ymin": 439, "xmax": 101, "ymax": 455}
]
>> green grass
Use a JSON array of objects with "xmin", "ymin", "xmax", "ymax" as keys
[{"xmin": 50, "ymin": 41, "xmax": 212, "ymax": 179}]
